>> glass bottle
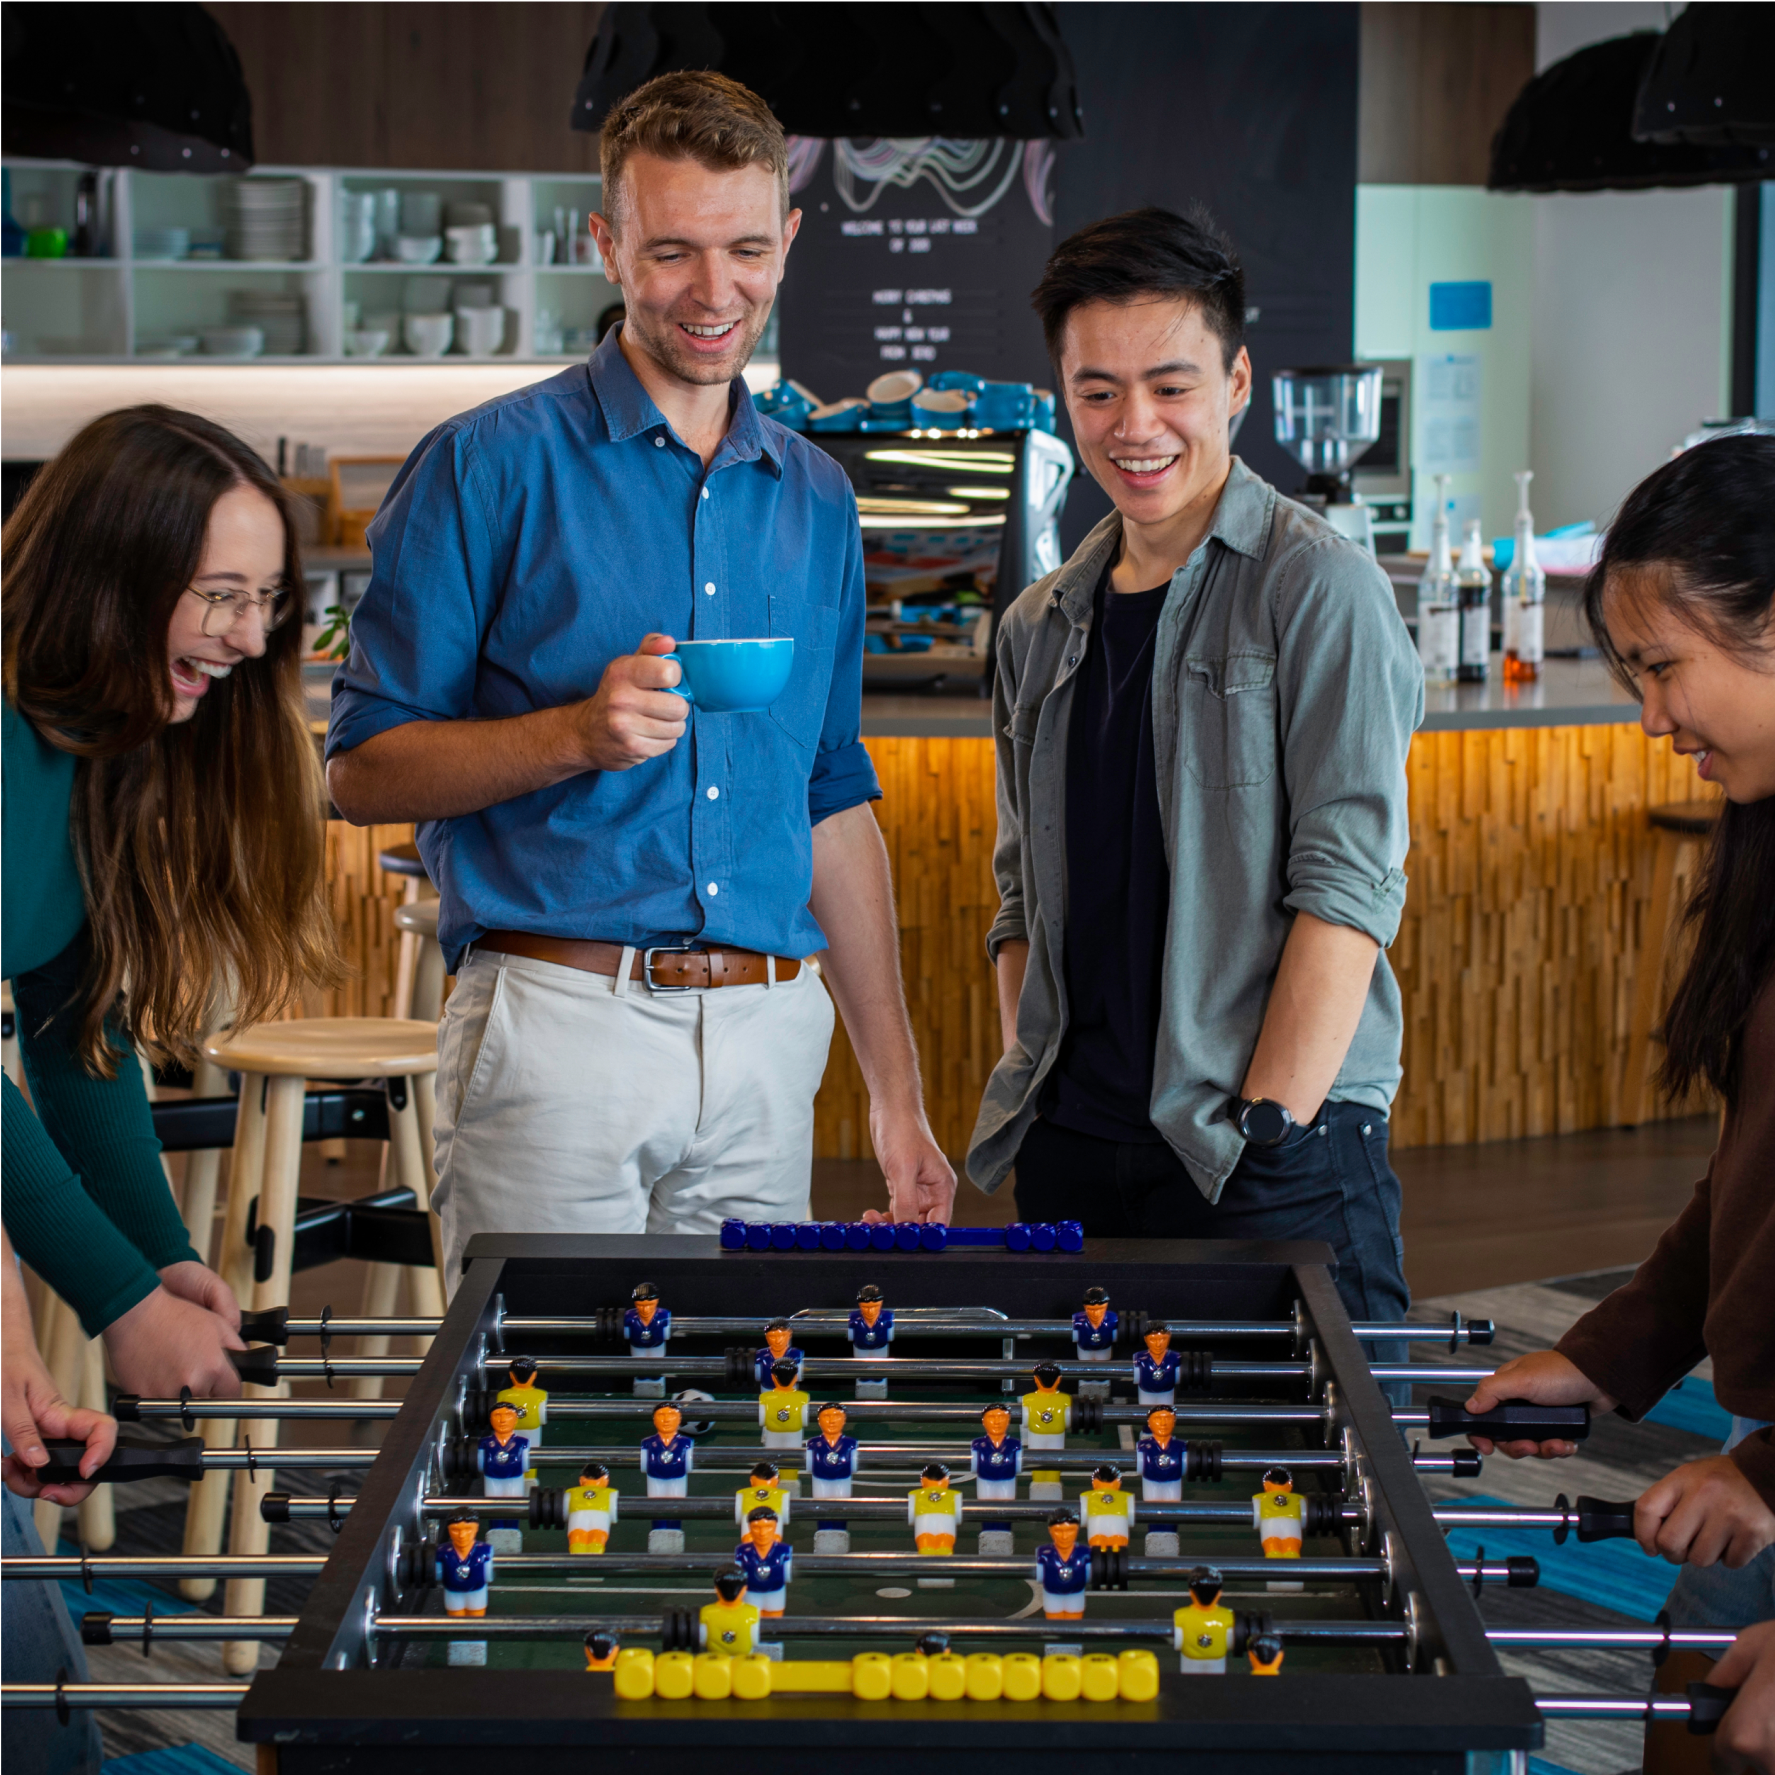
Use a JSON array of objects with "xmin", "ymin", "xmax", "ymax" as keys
[
  {"xmin": 1501, "ymin": 469, "xmax": 1546, "ymax": 684},
  {"xmin": 1415, "ymin": 474, "xmax": 1458, "ymax": 686},
  {"xmin": 1456, "ymin": 518, "xmax": 1491, "ymax": 684}
]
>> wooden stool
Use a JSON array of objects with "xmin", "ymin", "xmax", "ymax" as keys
[
  {"xmin": 393, "ymin": 898, "xmax": 447, "ymax": 1025},
  {"xmin": 181, "ymin": 1018, "xmax": 443, "ymax": 1673},
  {"xmin": 380, "ymin": 842, "xmax": 437, "ymax": 1022},
  {"xmin": 1623, "ymin": 799, "xmax": 1721, "ymax": 1127}
]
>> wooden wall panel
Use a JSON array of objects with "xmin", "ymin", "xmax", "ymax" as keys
[
  {"xmin": 320, "ymin": 726, "xmax": 1713, "ymax": 1161},
  {"xmin": 205, "ymin": 3, "xmax": 604, "ymax": 173},
  {"xmin": 1359, "ymin": 2, "xmax": 1536, "ymax": 185}
]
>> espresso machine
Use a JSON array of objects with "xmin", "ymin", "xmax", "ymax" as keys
[{"xmin": 1271, "ymin": 364, "xmax": 1385, "ymax": 553}]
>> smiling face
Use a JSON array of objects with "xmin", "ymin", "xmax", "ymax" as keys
[
  {"xmin": 1048, "ymin": 1519, "xmax": 1079, "ymax": 1560},
  {"xmin": 1145, "ymin": 1329, "xmax": 1171, "ymax": 1361},
  {"xmin": 1059, "ymin": 296, "xmax": 1250, "ymax": 542},
  {"xmin": 1147, "ymin": 1409, "xmax": 1177, "ymax": 1444},
  {"xmin": 981, "ymin": 1406, "xmax": 1011, "ymax": 1443},
  {"xmin": 590, "ymin": 150, "xmax": 799, "ymax": 390},
  {"xmin": 747, "ymin": 1515, "xmax": 779, "ymax": 1552},
  {"xmin": 653, "ymin": 1405, "xmax": 682, "ymax": 1442},
  {"xmin": 447, "ymin": 1520, "xmax": 479, "ymax": 1558},
  {"xmin": 165, "ymin": 483, "xmax": 281, "ymax": 722},
  {"xmin": 818, "ymin": 1406, "xmax": 847, "ymax": 1442},
  {"xmin": 765, "ymin": 1326, "xmax": 791, "ymax": 1359},
  {"xmin": 1601, "ymin": 570, "xmax": 1775, "ymax": 802}
]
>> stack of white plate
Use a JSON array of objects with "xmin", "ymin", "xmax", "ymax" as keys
[
  {"xmin": 134, "ymin": 227, "xmax": 190, "ymax": 261},
  {"xmin": 225, "ymin": 179, "xmax": 306, "ymax": 261},
  {"xmin": 229, "ymin": 290, "xmax": 306, "ymax": 355}
]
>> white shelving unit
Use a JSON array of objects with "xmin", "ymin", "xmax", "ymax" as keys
[{"xmin": 1, "ymin": 160, "xmax": 622, "ymax": 365}]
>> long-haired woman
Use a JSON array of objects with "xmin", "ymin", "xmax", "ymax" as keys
[
  {"xmin": 3, "ymin": 405, "xmax": 340, "ymax": 1429},
  {"xmin": 1464, "ymin": 435, "xmax": 1775, "ymax": 1746}
]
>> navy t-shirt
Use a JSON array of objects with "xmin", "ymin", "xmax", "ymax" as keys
[{"xmin": 1043, "ymin": 564, "xmax": 1171, "ymax": 1143}]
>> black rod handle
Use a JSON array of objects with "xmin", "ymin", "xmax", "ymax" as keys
[
  {"xmin": 237, "ymin": 1308, "xmax": 291, "ymax": 1347},
  {"xmin": 227, "ymin": 1346, "xmax": 282, "ymax": 1387},
  {"xmin": 1423, "ymin": 1396, "xmax": 1591, "ymax": 1442},
  {"xmin": 1686, "ymin": 1680, "xmax": 1733, "ymax": 1735},
  {"xmin": 1575, "ymin": 1495, "xmax": 1637, "ymax": 1542},
  {"xmin": 38, "ymin": 1437, "xmax": 206, "ymax": 1486}
]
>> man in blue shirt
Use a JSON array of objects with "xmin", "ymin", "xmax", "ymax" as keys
[{"xmin": 326, "ymin": 71, "xmax": 953, "ymax": 1273}]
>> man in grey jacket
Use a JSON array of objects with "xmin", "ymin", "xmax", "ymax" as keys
[{"xmin": 967, "ymin": 207, "xmax": 1424, "ymax": 1332}]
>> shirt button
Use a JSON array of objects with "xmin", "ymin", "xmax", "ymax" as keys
[
  {"xmin": 707, "ymin": 882, "xmax": 719, "ymax": 896},
  {"xmin": 704, "ymin": 581, "xmax": 716, "ymax": 596},
  {"xmin": 701, "ymin": 487, "xmax": 711, "ymax": 500},
  {"xmin": 707, "ymin": 786, "xmax": 720, "ymax": 800}
]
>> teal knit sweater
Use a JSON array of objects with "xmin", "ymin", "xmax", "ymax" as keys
[{"xmin": 3, "ymin": 701, "xmax": 199, "ymax": 1335}]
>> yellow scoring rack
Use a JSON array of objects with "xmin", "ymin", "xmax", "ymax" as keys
[{"xmin": 608, "ymin": 1647, "xmax": 1162, "ymax": 1703}]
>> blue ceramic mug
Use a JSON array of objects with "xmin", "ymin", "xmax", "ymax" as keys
[{"xmin": 662, "ymin": 637, "xmax": 795, "ymax": 713}]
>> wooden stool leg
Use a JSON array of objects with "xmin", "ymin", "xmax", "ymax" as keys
[
  {"xmin": 181, "ymin": 1069, "xmax": 269, "ymax": 1599},
  {"xmin": 34, "ymin": 1296, "xmax": 86, "ymax": 1549},
  {"xmin": 351, "ymin": 1257, "xmax": 403, "ymax": 1402},
  {"xmin": 179, "ymin": 1053, "xmax": 232, "ymax": 1267},
  {"xmin": 223, "ymin": 1074, "xmax": 305, "ymax": 1676},
  {"xmin": 411, "ymin": 943, "xmax": 447, "ymax": 1025},
  {"xmin": 76, "ymin": 1335, "xmax": 114, "ymax": 1552},
  {"xmin": 397, "ymin": 1075, "xmax": 447, "ymax": 1323},
  {"xmin": 1624, "ymin": 833, "xmax": 1685, "ymax": 1127}
]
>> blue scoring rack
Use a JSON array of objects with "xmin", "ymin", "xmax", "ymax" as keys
[{"xmin": 719, "ymin": 1219, "xmax": 1085, "ymax": 1254}]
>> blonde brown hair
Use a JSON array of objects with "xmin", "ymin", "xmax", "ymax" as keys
[
  {"xmin": 2, "ymin": 405, "xmax": 343, "ymax": 1075},
  {"xmin": 599, "ymin": 70, "xmax": 789, "ymax": 228}
]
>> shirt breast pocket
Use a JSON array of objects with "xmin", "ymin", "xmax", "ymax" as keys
[
  {"xmin": 768, "ymin": 595, "xmax": 838, "ymax": 751},
  {"xmin": 1179, "ymin": 651, "xmax": 1278, "ymax": 789}
]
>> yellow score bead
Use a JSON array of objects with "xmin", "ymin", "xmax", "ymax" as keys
[
  {"xmin": 733, "ymin": 1655, "xmax": 774, "ymax": 1700},
  {"xmin": 692, "ymin": 1653, "xmax": 733, "ymax": 1699},
  {"xmin": 1080, "ymin": 1653, "xmax": 1119, "ymax": 1702},
  {"xmin": 654, "ymin": 1650, "xmax": 695, "ymax": 1700},
  {"xmin": 851, "ymin": 1652, "xmax": 893, "ymax": 1702},
  {"xmin": 1117, "ymin": 1648, "xmax": 1160, "ymax": 1702},
  {"xmin": 927, "ymin": 1653, "xmax": 968, "ymax": 1701},
  {"xmin": 613, "ymin": 1647, "xmax": 655, "ymax": 1700},
  {"xmin": 1040, "ymin": 1653, "xmax": 1083, "ymax": 1701},
  {"xmin": 1002, "ymin": 1653, "xmax": 1043, "ymax": 1702},
  {"xmin": 890, "ymin": 1652, "xmax": 931, "ymax": 1700},
  {"xmin": 964, "ymin": 1652, "xmax": 1004, "ymax": 1700}
]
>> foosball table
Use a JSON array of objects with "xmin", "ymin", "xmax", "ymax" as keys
[{"xmin": 4, "ymin": 1234, "xmax": 1744, "ymax": 1771}]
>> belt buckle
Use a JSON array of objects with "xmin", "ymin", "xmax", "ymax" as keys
[{"xmin": 642, "ymin": 944, "xmax": 701, "ymax": 992}]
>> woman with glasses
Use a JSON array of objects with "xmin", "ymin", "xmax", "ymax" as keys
[{"xmin": 1, "ymin": 404, "xmax": 338, "ymax": 1425}]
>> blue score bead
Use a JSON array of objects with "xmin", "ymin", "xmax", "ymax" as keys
[
  {"xmin": 745, "ymin": 1223, "xmax": 773, "ymax": 1251},
  {"xmin": 720, "ymin": 1219, "xmax": 747, "ymax": 1250},
  {"xmin": 795, "ymin": 1223, "xmax": 822, "ymax": 1250},
  {"xmin": 1004, "ymin": 1222, "xmax": 1031, "ymax": 1252},
  {"xmin": 845, "ymin": 1223, "xmax": 873, "ymax": 1252},
  {"xmin": 1057, "ymin": 1219, "xmax": 1085, "ymax": 1252},
  {"xmin": 819, "ymin": 1222, "xmax": 847, "ymax": 1251}
]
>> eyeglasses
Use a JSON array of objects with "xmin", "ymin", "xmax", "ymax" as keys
[{"xmin": 185, "ymin": 582, "xmax": 295, "ymax": 637}]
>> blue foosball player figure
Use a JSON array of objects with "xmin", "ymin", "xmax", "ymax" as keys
[
  {"xmin": 1034, "ymin": 1509, "xmax": 1089, "ymax": 1620},
  {"xmin": 436, "ymin": 1512, "xmax": 494, "ymax": 1618},
  {"xmin": 625, "ymin": 1281, "xmax": 671, "ymax": 1397},
  {"xmin": 734, "ymin": 1506, "xmax": 793, "ymax": 1616},
  {"xmin": 970, "ymin": 1402, "xmax": 1023, "ymax": 1554},
  {"xmin": 1135, "ymin": 1323, "xmax": 1182, "ymax": 1405},
  {"xmin": 805, "ymin": 1402, "xmax": 858, "ymax": 1552},
  {"xmin": 642, "ymin": 1401, "xmax": 695, "ymax": 1553},
  {"xmin": 849, "ymin": 1284, "xmax": 894, "ymax": 1397},
  {"xmin": 1072, "ymin": 1286, "xmax": 1117, "ymax": 1362},
  {"xmin": 477, "ymin": 1400, "xmax": 530, "ymax": 1551},
  {"xmin": 1248, "ymin": 1632, "xmax": 1285, "ymax": 1676},
  {"xmin": 700, "ymin": 1568, "xmax": 762, "ymax": 1656},
  {"xmin": 584, "ymin": 1629, "xmax": 620, "ymax": 1672},
  {"xmin": 1138, "ymin": 1404, "xmax": 1184, "ymax": 1556},
  {"xmin": 1174, "ymin": 1566, "xmax": 1235, "ymax": 1674},
  {"xmin": 759, "ymin": 1360, "xmax": 813, "ymax": 1451},
  {"xmin": 753, "ymin": 1320, "xmax": 806, "ymax": 1392}
]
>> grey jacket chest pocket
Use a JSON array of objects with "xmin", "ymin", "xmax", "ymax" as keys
[{"xmin": 1179, "ymin": 652, "xmax": 1278, "ymax": 788}]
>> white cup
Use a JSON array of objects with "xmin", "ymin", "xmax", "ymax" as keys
[
  {"xmin": 344, "ymin": 329, "xmax": 391, "ymax": 358},
  {"xmin": 452, "ymin": 305, "xmax": 506, "ymax": 358},
  {"xmin": 402, "ymin": 311, "xmax": 454, "ymax": 357},
  {"xmin": 445, "ymin": 223, "xmax": 497, "ymax": 266}
]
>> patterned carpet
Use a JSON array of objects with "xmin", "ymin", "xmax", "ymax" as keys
[{"xmin": 23, "ymin": 1267, "xmax": 1727, "ymax": 1773}]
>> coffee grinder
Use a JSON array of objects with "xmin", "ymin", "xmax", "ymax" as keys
[{"xmin": 1270, "ymin": 364, "xmax": 1385, "ymax": 553}]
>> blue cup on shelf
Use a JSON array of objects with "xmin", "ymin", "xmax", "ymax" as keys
[
  {"xmin": 808, "ymin": 397, "xmax": 867, "ymax": 433},
  {"xmin": 754, "ymin": 379, "xmax": 816, "ymax": 432},
  {"xmin": 929, "ymin": 370, "xmax": 986, "ymax": 396},
  {"xmin": 661, "ymin": 638, "xmax": 794, "ymax": 713},
  {"xmin": 1031, "ymin": 389, "xmax": 1057, "ymax": 434},
  {"xmin": 911, "ymin": 388, "xmax": 970, "ymax": 430},
  {"xmin": 974, "ymin": 380, "xmax": 1034, "ymax": 431}
]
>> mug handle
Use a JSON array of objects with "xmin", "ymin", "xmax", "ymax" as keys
[{"xmin": 659, "ymin": 653, "xmax": 692, "ymax": 702}]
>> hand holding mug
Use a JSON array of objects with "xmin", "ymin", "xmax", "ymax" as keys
[{"xmin": 576, "ymin": 635, "xmax": 688, "ymax": 770}]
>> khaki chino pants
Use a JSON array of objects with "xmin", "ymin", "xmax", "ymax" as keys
[{"xmin": 431, "ymin": 946, "xmax": 835, "ymax": 1286}]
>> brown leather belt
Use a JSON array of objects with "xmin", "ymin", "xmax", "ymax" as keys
[{"xmin": 477, "ymin": 930, "xmax": 801, "ymax": 990}]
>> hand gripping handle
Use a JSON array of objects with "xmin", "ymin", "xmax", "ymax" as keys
[
  {"xmin": 226, "ymin": 1345, "xmax": 282, "ymax": 1387},
  {"xmin": 1685, "ymin": 1680, "xmax": 1734, "ymax": 1735},
  {"xmin": 37, "ymin": 1436, "xmax": 207, "ymax": 1486},
  {"xmin": 1423, "ymin": 1395, "xmax": 1591, "ymax": 1442}
]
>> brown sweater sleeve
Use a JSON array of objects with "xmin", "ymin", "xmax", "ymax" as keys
[
  {"xmin": 1729, "ymin": 1427, "xmax": 1775, "ymax": 1508},
  {"xmin": 1555, "ymin": 1160, "xmax": 1714, "ymax": 1420}
]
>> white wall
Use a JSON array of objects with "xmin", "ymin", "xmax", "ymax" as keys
[{"xmin": 1536, "ymin": 2, "xmax": 1673, "ymax": 71}]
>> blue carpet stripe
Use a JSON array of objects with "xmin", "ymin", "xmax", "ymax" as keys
[
  {"xmin": 104, "ymin": 1744, "xmax": 243, "ymax": 1775},
  {"xmin": 1441, "ymin": 1496, "xmax": 1679, "ymax": 1621},
  {"xmin": 57, "ymin": 1538, "xmax": 202, "ymax": 1627},
  {"xmin": 1529, "ymin": 1759, "xmax": 1586, "ymax": 1775},
  {"xmin": 1643, "ymin": 1375, "xmax": 1735, "ymax": 1442}
]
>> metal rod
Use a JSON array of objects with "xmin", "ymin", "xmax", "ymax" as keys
[
  {"xmin": 4, "ymin": 1556, "xmax": 327, "ymax": 1581},
  {"xmin": 89, "ymin": 1616, "xmax": 299, "ymax": 1644},
  {"xmin": 2, "ymin": 1684, "xmax": 252, "ymax": 1710},
  {"xmin": 118, "ymin": 1399, "xmax": 399, "ymax": 1421},
  {"xmin": 1491, "ymin": 1629, "xmax": 1737, "ymax": 1652},
  {"xmin": 485, "ymin": 1443, "xmax": 1351, "ymax": 1473},
  {"xmin": 1536, "ymin": 1696, "xmax": 1698, "ymax": 1720}
]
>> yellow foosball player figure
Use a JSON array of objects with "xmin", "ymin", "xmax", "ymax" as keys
[
  {"xmin": 1020, "ymin": 1362, "xmax": 1073, "ymax": 1500},
  {"xmin": 584, "ymin": 1629, "xmax": 620, "ymax": 1671},
  {"xmin": 1253, "ymin": 1465, "xmax": 1305, "ymax": 1590},
  {"xmin": 566, "ymin": 1461, "xmax": 617, "ymax": 1555},
  {"xmin": 1080, "ymin": 1463, "xmax": 1133, "ymax": 1550},
  {"xmin": 1247, "ymin": 1632, "xmax": 1285, "ymax": 1676},
  {"xmin": 496, "ymin": 1355, "xmax": 548, "ymax": 1477},
  {"xmin": 700, "ymin": 1568, "xmax": 762, "ymax": 1657},
  {"xmin": 759, "ymin": 1360, "xmax": 813, "ymax": 1452},
  {"xmin": 909, "ymin": 1463, "xmax": 961, "ymax": 1555},
  {"xmin": 735, "ymin": 1460, "xmax": 791, "ymax": 1529},
  {"xmin": 1173, "ymin": 1566, "xmax": 1235, "ymax": 1674}
]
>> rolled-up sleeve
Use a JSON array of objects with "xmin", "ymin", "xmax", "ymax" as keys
[
  {"xmin": 984, "ymin": 629, "xmax": 1028, "ymax": 962},
  {"xmin": 1274, "ymin": 539, "xmax": 1422, "ymax": 947},
  {"xmin": 807, "ymin": 502, "xmax": 881, "ymax": 826},
  {"xmin": 326, "ymin": 423, "xmax": 502, "ymax": 761}
]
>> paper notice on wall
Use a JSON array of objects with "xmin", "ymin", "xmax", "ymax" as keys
[{"xmin": 1419, "ymin": 352, "xmax": 1482, "ymax": 474}]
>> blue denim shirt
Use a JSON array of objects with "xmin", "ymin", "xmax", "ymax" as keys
[{"xmin": 328, "ymin": 332, "xmax": 880, "ymax": 969}]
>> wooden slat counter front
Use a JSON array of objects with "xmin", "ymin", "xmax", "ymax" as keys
[{"xmin": 318, "ymin": 658, "xmax": 1716, "ymax": 1164}]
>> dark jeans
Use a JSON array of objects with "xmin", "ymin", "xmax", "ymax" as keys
[{"xmin": 1013, "ymin": 1100, "xmax": 1411, "ymax": 1401}]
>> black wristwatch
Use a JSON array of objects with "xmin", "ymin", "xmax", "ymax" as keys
[{"xmin": 1234, "ymin": 1097, "xmax": 1295, "ymax": 1148}]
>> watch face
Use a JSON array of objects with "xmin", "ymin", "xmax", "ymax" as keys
[{"xmin": 1242, "ymin": 1099, "xmax": 1290, "ymax": 1145}]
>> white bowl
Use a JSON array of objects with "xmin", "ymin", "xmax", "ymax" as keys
[
  {"xmin": 867, "ymin": 369, "xmax": 925, "ymax": 404},
  {"xmin": 395, "ymin": 234, "xmax": 443, "ymax": 265},
  {"xmin": 200, "ymin": 325, "xmax": 265, "ymax": 358},
  {"xmin": 452, "ymin": 304, "xmax": 506, "ymax": 357},
  {"xmin": 344, "ymin": 329, "xmax": 392, "ymax": 358},
  {"xmin": 402, "ymin": 311, "xmax": 454, "ymax": 357},
  {"xmin": 444, "ymin": 224, "xmax": 497, "ymax": 266}
]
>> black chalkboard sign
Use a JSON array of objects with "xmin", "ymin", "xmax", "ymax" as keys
[{"xmin": 775, "ymin": 137, "xmax": 1055, "ymax": 406}]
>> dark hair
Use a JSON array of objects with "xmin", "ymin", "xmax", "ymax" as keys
[
  {"xmin": 771, "ymin": 1360, "xmax": 800, "ymax": 1383},
  {"xmin": 445, "ymin": 1511, "xmax": 480, "ymax": 1532},
  {"xmin": 631, "ymin": 1281, "xmax": 658, "ymax": 1301},
  {"xmin": 765, "ymin": 1319, "xmax": 790, "ymax": 1333},
  {"xmin": 750, "ymin": 1462, "xmax": 778, "ymax": 1482},
  {"xmin": 1031, "ymin": 205, "xmax": 1245, "ymax": 371},
  {"xmin": 921, "ymin": 1463, "xmax": 950, "ymax": 1482},
  {"xmin": 1047, "ymin": 1508, "xmax": 1079, "ymax": 1527},
  {"xmin": 2, "ymin": 405, "xmax": 340, "ymax": 1074},
  {"xmin": 746, "ymin": 1505, "xmax": 779, "ymax": 1525},
  {"xmin": 579, "ymin": 1463, "xmax": 608, "ymax": 1484},
  {"xmin": 713, "ymin": 1568, "xmax": 747, "ymax": 1602},
  {"xmin": 1092, "ymin": 1464, "xmax": 1122, "ymax": 1483},
  {"xmin": 508, "ymin": 1356, "xmax": 537, "ymax": 1382},
  {"xmin": 1584, "ymin": 434, "xmax": 1775, "ymax": 1105},
  {"xmin": 1032, "ymin": 1362, "xmax": 1063, "ymax": 1385}
]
